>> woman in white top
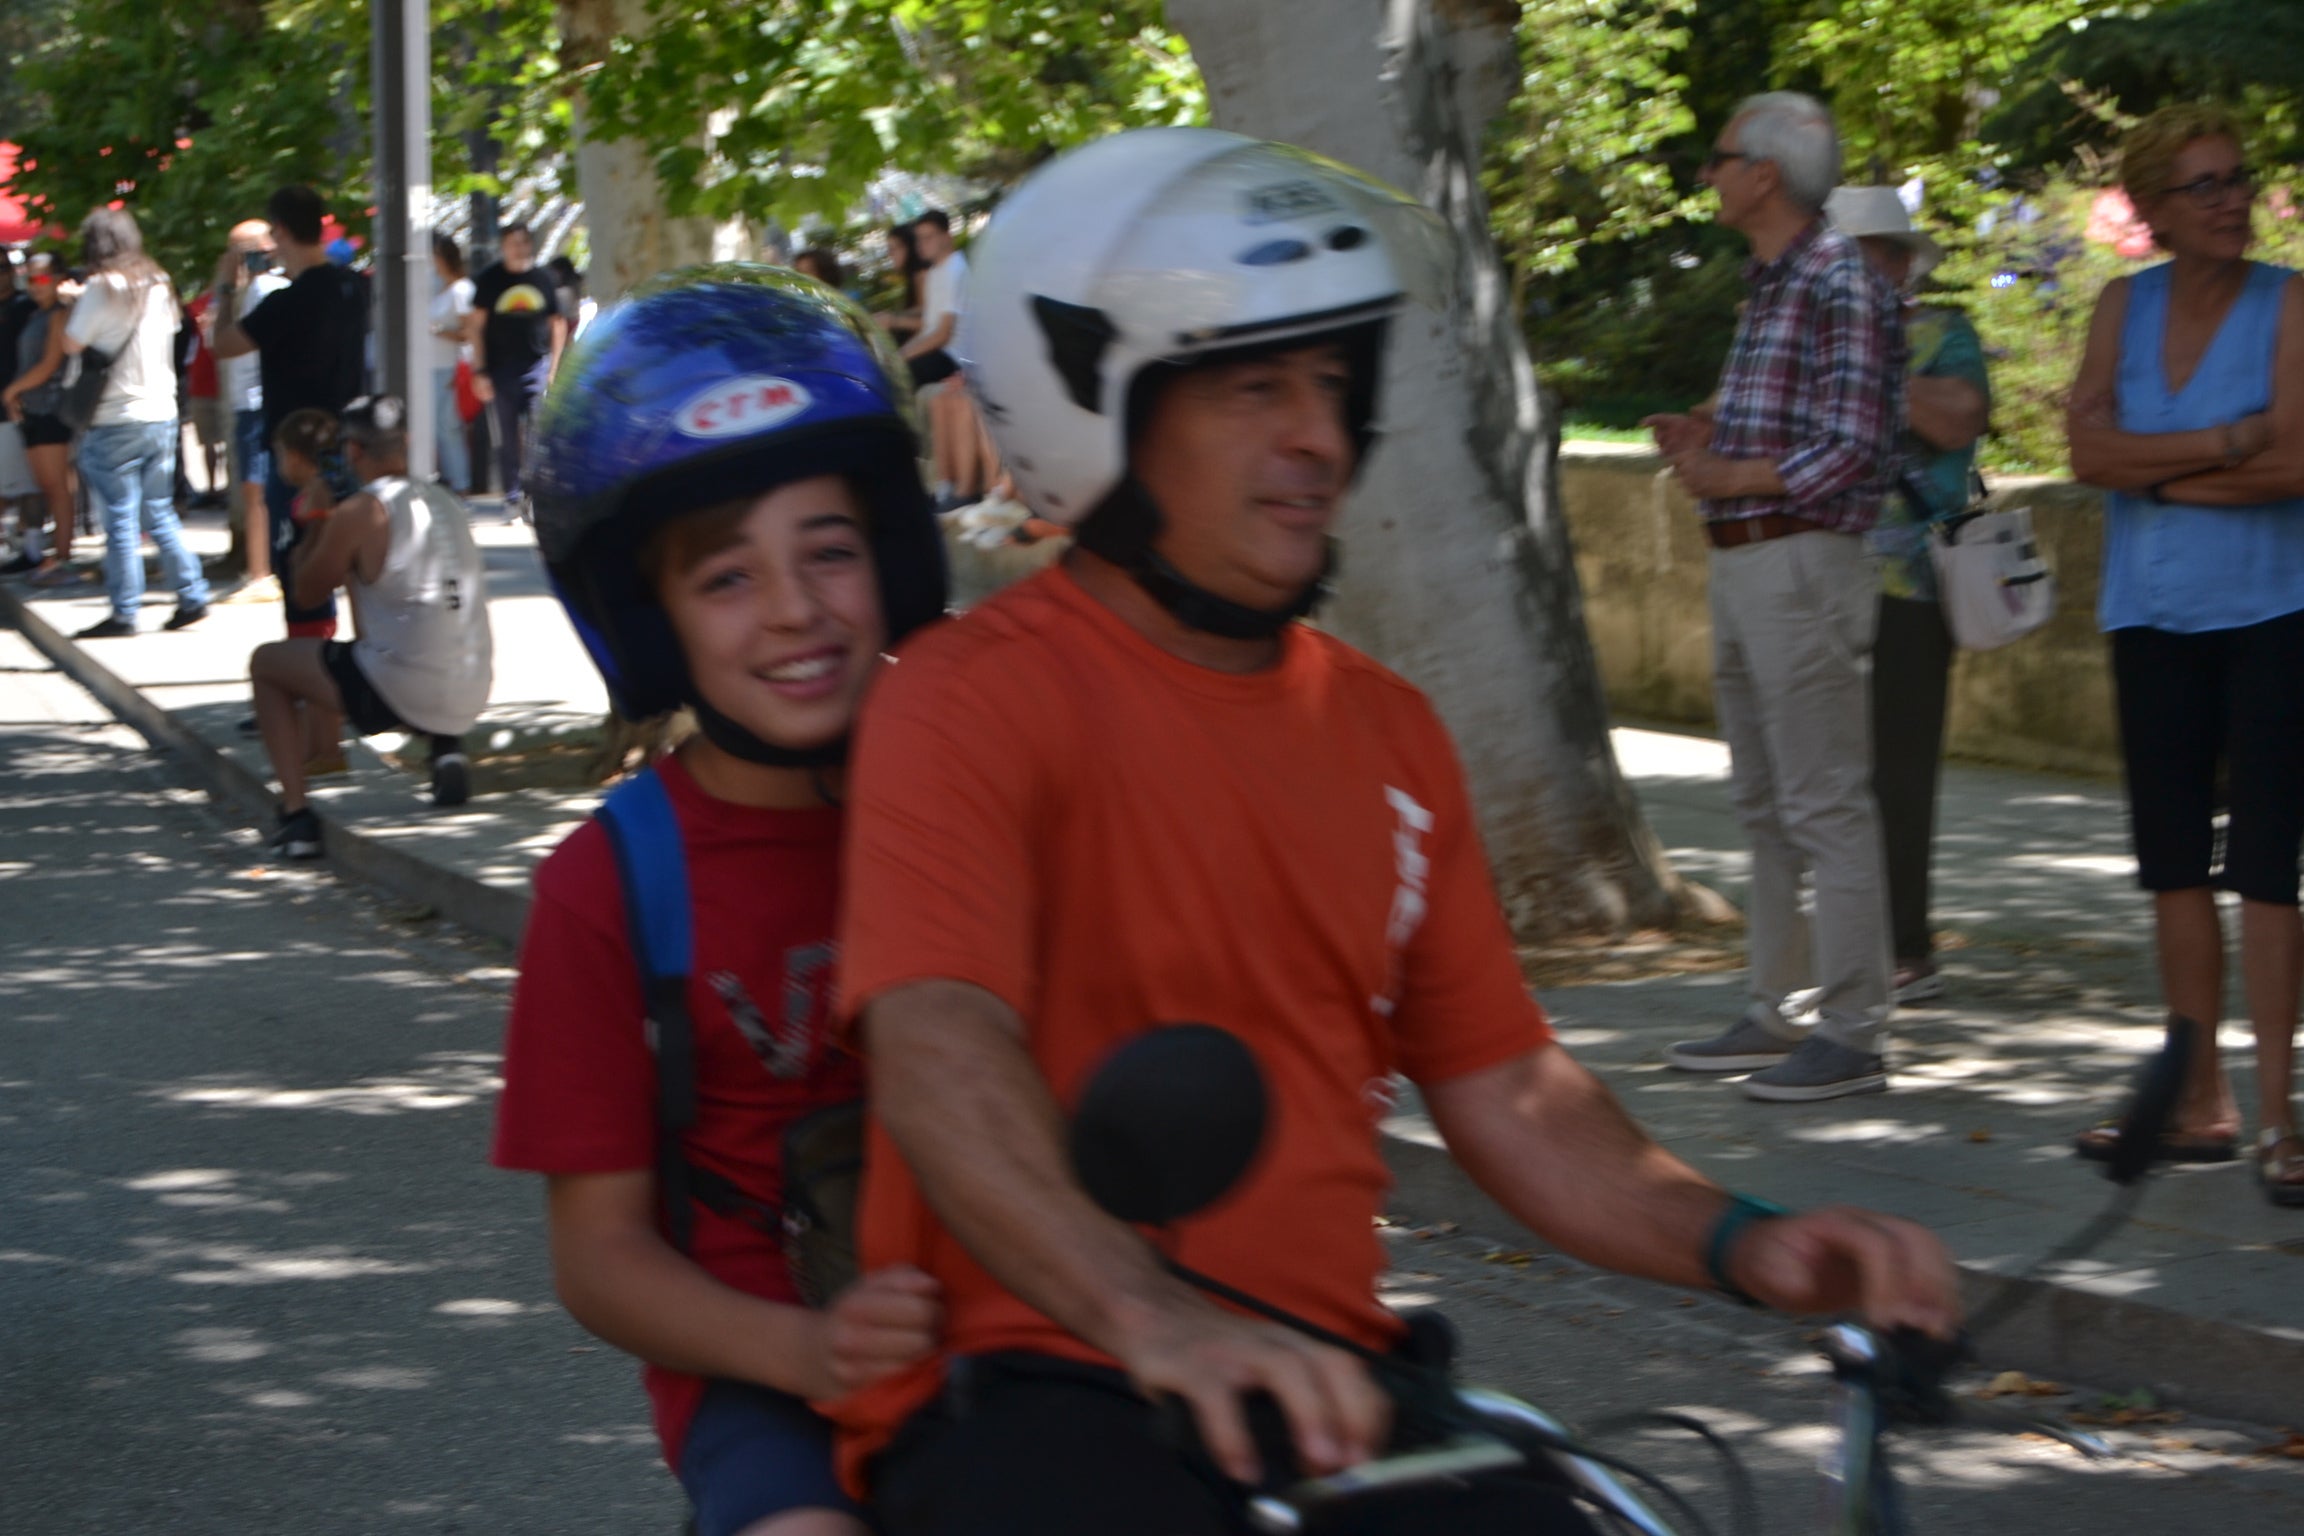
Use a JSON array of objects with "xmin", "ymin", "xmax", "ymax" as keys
[
  {"xmin": 429, "ymin": 233, "xmax": 476, "ymax": 494},
  {"xmin": 63, "ymin": 206, "xmax": 209, "ymax": 637}
]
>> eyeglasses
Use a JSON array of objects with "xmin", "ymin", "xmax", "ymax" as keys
[
  {"xmin": 2169, "ymin": 168, "xmax": 2258, "ymax": 206},
  {"xmin": 1704, "ymin": 150, "xmax": 1753, "ymax": 171}
]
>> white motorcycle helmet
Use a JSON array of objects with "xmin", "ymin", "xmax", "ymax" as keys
[{"xmin": 958, "ymin": 127, "xmax": 1449, "ymax": 637}]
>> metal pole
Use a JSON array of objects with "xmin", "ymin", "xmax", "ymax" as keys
[{"xmin": 371, "ymin": 0, "xmax": 435, "ymax": 479}]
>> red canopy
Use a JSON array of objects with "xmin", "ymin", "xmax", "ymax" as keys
[{"xmin": 0, "ymin": 142, "xmax": 64, "ymax": 244}]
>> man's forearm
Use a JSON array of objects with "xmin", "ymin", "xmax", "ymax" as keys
[
  {"xmin": 866, "ymin": 981, "xmax": 1192, "ymax": 1353},
  {"xmin": 1426, "ymin": 1045, "xmax": 1729, "ymax": 1292}
]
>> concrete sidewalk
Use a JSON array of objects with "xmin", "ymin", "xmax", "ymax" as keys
[{"xmin": 5, "ymin": 507, "xmax": 2301, "ymax": 1426}]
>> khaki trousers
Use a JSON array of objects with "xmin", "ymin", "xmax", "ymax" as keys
[{"xmin": 1708, "ymin": 530, "xmax": 1892, "ymax": 1050}]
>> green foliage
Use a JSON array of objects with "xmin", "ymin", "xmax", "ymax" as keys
[
  {"xmin": 575, "ymin": 1, "xmax": 1203, "ymax": 229},
  {"xmin": 1487, "ymin": 1, "xmax": 1704, "ymax": 280},
  {"xmin": 5, "ymin": 0, "xmax": 563, "ymax": 284},
  {"xmin": 1516, "ymin": 0, "xmax": 2304, "ymax": 473}
]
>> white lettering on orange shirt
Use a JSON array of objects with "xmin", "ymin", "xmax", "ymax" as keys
[{"xmin": 1372, "ymin": 785, "xmax": 1435, "ymax": 1019}]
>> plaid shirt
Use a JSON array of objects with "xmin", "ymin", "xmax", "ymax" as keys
[{"xmin": 1704, "ymin": 222, "xmax": 1905, "ymax": 533}]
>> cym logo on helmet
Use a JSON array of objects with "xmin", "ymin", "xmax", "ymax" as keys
[{"xmin": 675, "ymin": 376, "xmax": 815, "ymax": 439}]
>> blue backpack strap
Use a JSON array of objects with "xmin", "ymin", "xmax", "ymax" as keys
[{"xmin": 595, "ymin": 766, "xmax": 702, "ymax": 1252}]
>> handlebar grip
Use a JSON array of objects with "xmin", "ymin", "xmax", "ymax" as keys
[{"xmin": 1155, "ymin": 1389, "xmax": 1306, "ymax": 1491}]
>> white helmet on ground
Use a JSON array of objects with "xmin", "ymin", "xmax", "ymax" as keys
[{"xmin": 958, "ymin": 128, "xmax": 1448, "ymax": 634}]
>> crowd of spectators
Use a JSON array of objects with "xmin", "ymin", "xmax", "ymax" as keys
[{"xmin": 1637, "ymin": 94, "xmax": 2303, "ymax": 1201}]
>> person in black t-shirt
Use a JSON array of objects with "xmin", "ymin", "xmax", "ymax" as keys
[
  {"xmin": 464, "ymin": 223, "xmax": 566, "ymax": 517},
  {"xmin": 212, "ymin": 184, "xmax": 370, "ymax": 630}
]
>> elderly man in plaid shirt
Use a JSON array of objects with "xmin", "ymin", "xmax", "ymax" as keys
[{"xmin": 1644, "ymin": 92, "xmax": 1907, "ymax": 1102}]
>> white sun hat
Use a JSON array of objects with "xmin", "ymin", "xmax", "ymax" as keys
[{"xmin": 1825, "ymin": 185, "xmax": 1943, "ymax": 284}]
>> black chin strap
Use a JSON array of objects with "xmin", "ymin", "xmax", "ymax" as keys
[
  {"xmin": 690, "ymin": 696, "xmax": 848, "ymax": 769},
  {"xmin": 1075, "ymin": 478, "xmax": 1335, "ymax": 641}
]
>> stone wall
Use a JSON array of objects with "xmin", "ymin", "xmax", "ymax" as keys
[{"xmin": 1560, "ymin": 442, "xmax": 2120, "ymax": 777}]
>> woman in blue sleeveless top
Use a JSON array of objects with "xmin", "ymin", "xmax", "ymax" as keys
[{"xmin": 2065, "ymin": 105, "xmax": 2304, "ymax": 1204}]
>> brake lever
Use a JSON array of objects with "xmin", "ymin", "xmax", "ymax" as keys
[
  {"xmin": 1826, "ymin": 1325, "xmax": 1966, "ymax": 1427},
  {"xmin": 1835, "ymin": 1327, "xmax": 2114, "ymax": 1460},
  {"xmin": 1949, "ymin": 1398, "xmax": 2115, "ymax": 1460}
]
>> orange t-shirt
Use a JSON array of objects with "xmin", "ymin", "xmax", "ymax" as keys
[{"xmin": 831, "ymin": 563, "xmax": 1551, "ymax": 1488}]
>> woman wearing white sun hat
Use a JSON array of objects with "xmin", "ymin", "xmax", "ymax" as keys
[{"xmin": 1825, "ymin": 184, "xmax": 1991, "ymax": 1009}]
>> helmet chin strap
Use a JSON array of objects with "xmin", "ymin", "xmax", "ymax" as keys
[
  {"xmin": 689, "ymin": 695, "xmax": 848, "ymax": 769},
  {"xmin": 1076, "ymin": 477, "xmax": 1335, "ymax": 641}
]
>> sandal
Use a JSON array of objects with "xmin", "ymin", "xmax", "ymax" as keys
[
  {"xmin": 2255, "ymin": 1130, "xmax": 2304, "ymax": 1208},
  {"xmin": 2072, "ymin": 1118, "xmax": 2239, "ymax": 1164}
]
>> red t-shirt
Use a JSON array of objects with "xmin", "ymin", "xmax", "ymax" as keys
[
  {"xmin": 491, "ymin": 753, "xmax": 861, "ymax": 1466},
  {"xmin": 830, "ymin": 564, "xmax": 1551, "ymax": 1490},
  {"xmin": 185, "ymin": 293, "xmax": 219, "ymax": 398}
]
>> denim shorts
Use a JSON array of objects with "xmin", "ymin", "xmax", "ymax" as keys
[
  {"xmin": 677, "ymin": 1379, "xmax": 859, "ymax": 1536},
  {"xmin": 231, "ymin": 409, "xmax": 270, "ymax": 488}
]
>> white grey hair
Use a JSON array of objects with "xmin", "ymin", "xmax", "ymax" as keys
[{"xmin": 1730, "ymin": 91, "xmax": 1841, "ymax": 212}]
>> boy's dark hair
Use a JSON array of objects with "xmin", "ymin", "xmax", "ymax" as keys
[
  {"xmin": 915, "ymin": 208, "xmax": 952, "ymax": 235},
  {"xmin": 340, "ymin": 394, "xmax": 408, "ymax": 459},
  {"xmin": 266, "ymin": 185, "xmax": 326, "ymax": 246},
  {"xmin": 500, "ymin": 222, "xmax": 534, "ymax": 244},
  {"xmin": 547, "ymin": 254, "xmax": 583, "ymax": 292},
  {"xmin": 794, "ymin": 246, "xmax": 845, "ymax": 291},
  {"xmin": 274, "ymin": 407, "xmax": 339, "ymax": 464}
]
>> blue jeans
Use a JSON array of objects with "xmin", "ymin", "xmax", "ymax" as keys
[
  {"xmin": 79, "ymin": 419, "xmax": 209, "ymax": 621},
  {"xmin": 432, "ymin": 365, "xmax": 471, "ymax": 491}
]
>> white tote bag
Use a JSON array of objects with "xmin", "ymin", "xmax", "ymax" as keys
[{"xmin": 1926, "ymin": 486, "xmax": 2055, "ymax": 651}]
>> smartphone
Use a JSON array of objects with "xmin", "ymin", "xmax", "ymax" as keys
[{"xmin": 243, "ymin": 250, "xmax": 274, "ymax": 276}]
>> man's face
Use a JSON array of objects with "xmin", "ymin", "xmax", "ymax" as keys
[
  {"xmin": 914, "ymin": 221, "xmax": 951, "ymax": 263},
  {"xmin": 1133, "ymin": 344, "xmax": 1356, "ymax": 613},
  {"xmin": 501, "ymin": 230, "xmax": 535, "ymax": 271},
  {"xmin": 1701, "ymin": 119, "xmax": 1773, "ymax": 234}
]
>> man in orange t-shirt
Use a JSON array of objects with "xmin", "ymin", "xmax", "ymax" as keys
[{"xmin": 836, "ymin": 130, "xmax": 1960, "ymax": 1536}]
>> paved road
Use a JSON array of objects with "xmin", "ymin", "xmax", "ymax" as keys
[{"xmin": 5, "ymin": 624, "xmax": 2301, "ymax": 1533}]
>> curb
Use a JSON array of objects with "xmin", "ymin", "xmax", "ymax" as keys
[
  {"xmin": 1, "ymin": 583, "xmax": 532, "ymax": 948},
  {"xmin": 1380, "ymin": 1132, "xmax": 2304, "ymax": 1429}
]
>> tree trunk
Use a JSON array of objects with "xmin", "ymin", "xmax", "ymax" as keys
[
  {"xmin": 1169, "ymin": 0, "xmax": 1700, "ymax": 940},
  {"xmin": 558, "ymin": 0, "xmax": 745, "ymax": 303}
]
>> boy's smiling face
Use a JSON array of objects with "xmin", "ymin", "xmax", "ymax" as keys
[{"xmin": 655, "ymin": 474, "xmax": 887, "ymax": 757}]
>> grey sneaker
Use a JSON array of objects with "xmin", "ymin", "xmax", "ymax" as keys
[
  {"xmin": 1741, "ymin": 1035, "xmax": 1888, "ymax": 1102},
  {"xmin": 1663, "ymin": 1014, "xmax": 1798, "ymax": 1073}
]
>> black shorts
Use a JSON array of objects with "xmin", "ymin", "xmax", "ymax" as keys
[
  {"xmin": 908, "ymin": 350, "xmax": 960, "ymax": 389},
  {"xmin": 869, "ymin": 1352, "xmax": 1600, "ymax": 1536},
  {"xmin": 321, "ymin": 641, "xmax": 411, "ymax": 738},
  {"xmin": 19, "ymin": 411, "xmax": 70, "ymax": 449},
  {"xmin": 2112, "ymin": 608, "xmax": 2304, "ymax": 905}
]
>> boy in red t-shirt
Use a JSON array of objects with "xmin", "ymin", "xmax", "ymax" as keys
[{"xmin": 493, "ymin": 268, "xmax": 950, "ymax": 1536}]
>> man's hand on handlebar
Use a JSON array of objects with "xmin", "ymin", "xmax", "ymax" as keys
[
  {"xmin": 1729, "ymin": 1205, "xmax": 1963, "ymax": 1338},
  {"xmin": 1111, "ymin": 1285, "xmax": 1392, "ymax": 1485}
]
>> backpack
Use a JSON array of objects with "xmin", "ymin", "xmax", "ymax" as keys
[{"xmin": 594, "ymin": 765, "xmax": 864, "ymax": 1305}]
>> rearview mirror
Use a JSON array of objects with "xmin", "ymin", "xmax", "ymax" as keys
[{"xmin": 1070, "ymin": 1023, "xmax": 1269, "ymax": 1226}]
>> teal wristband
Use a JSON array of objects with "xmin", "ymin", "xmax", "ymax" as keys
[{"xmin": 1703, "ymin": 1193, "xmax": 1791, "ymax": 1307}]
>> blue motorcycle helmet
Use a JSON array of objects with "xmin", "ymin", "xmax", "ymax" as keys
[{"xmin": 531, "ymin": 264, "xmax": 948, "ymax": 767}]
